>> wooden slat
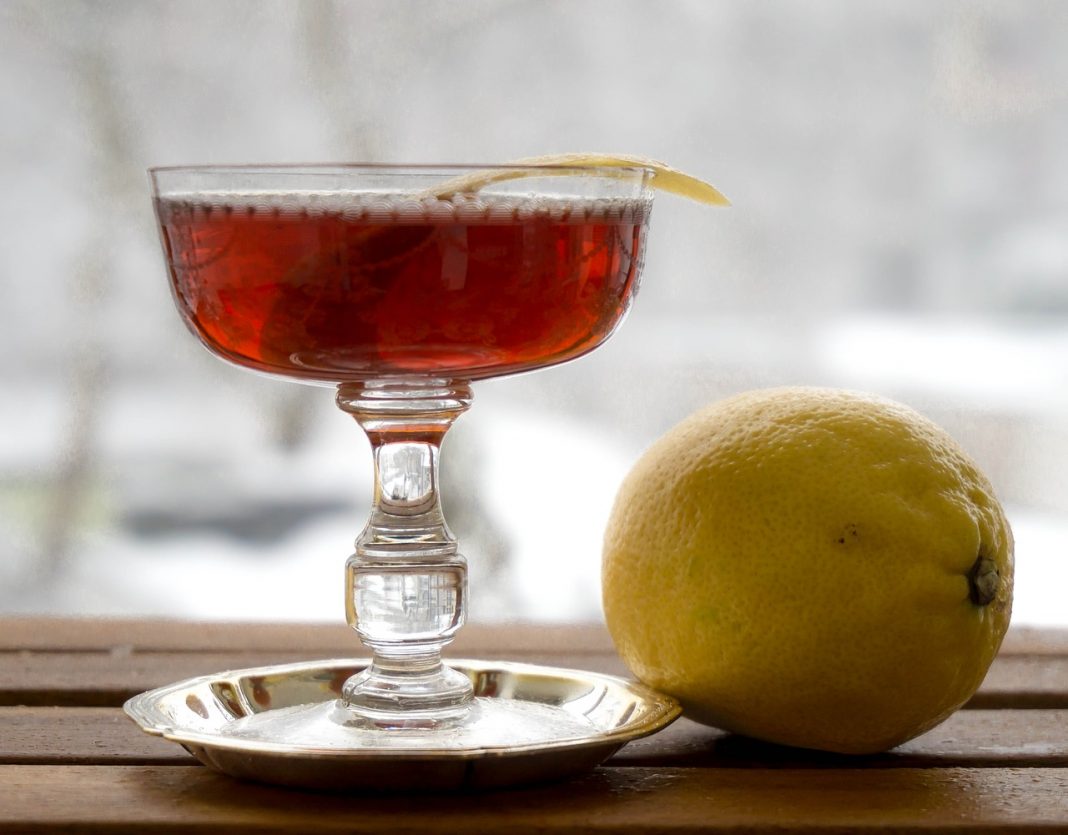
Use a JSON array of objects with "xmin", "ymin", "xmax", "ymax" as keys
[
  {"xmin": 3, "ymin": 617, "xmax": 1063, "ymax": 656},
  {"xmin": 0, "ymin": 650, "xmax": 631, "ymax": 707},
  {"xmin": 0, "ymin": 765, "xmax": 1066, "ymax": 832},
  {"xmin": 3, "ymin": 707, "xmax": 1067, "ymax": 769},
  {"xmin": 1, "ymin": 649, "xmax": 1062, "ymax": 709},
  {"xmin": 1, "ymin": 621, "xmax": 1066, "ymax": 833},
  {"xmin": 615, "ymin": 710, "xmax": 1068, "ymax": 768},
  {"xmin": 966, "ymin": 656, "xmax": 1068, "ymax": 708},
  {"xmin": 0, "ymin": 618, "xmax": 615, "ymax": 654},
  {"xmin": 0, "ymin": 651, "xmax": 333, "ymax": 708},
  {"xmin": 999, "ymin": 627, "xmax": 1068, "ymax": 656},
  {"xmin": 0, "ymin": 708, "xmax": 188, "ymax": 765}
]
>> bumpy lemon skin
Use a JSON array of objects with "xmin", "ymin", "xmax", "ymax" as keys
[{"xmin": 602, "ymin": 387, "xmax": 1014, "ymax": 754}]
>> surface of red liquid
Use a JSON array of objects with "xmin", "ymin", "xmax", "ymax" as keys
[{"xmin": 157, "ymin": 193, "xmax": 650, "ymax": 382}]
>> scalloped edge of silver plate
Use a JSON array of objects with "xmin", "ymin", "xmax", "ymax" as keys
[{"xmin": 123, "ymin": 658, "xmax": 680, "ymax": 791}]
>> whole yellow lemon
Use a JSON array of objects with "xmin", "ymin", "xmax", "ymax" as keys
[{"xmin": 602, "ymin": 387, "xmax": 1013, "ymax": 754}]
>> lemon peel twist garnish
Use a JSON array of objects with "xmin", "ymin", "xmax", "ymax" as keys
[{"xmin": 433, "ymin": 153, "xmax": 730, "ymax": 206}]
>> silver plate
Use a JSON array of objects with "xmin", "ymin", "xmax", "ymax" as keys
[{"xmin": 124, "ymin": 658, "xmax": 680, "ymax": 791}]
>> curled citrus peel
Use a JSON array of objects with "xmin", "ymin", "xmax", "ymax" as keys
[{"xmin": 433, "ymin": 153, "xmax": 730, "ymax": 206}]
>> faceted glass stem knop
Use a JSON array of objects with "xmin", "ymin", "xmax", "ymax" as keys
[{"xmin": 336, "ymin": 380, "xmax": 474, "ymax": 728}]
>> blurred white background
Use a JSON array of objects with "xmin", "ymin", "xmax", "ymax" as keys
[{"xmin": 1, "ymin": 1, "xmax": 1066, "ymax": 625}]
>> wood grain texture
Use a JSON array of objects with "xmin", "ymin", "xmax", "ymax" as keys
[
  {"xmin": 2, "ymin": 620, "xmax": 1066, "ymax": 833},
  {"xmin": 1000, "ymin": 627, "xmax": 1068, "ymax": 656},
  {"xmin": 1, "ymin": 649, "xmax": 1062, "ymax": 708},
  {"xmin": 1, "ymin": 765, "xmax": 1066, "ymax": 832},
  {"xmin": 2, "ymin": 618, "xmax": 1063, "ymax": 655},
  {"xmin": 0, "ymin": 708, "xmax": 190, "ymax": 765},
  {"xmin": 966, "ymin": 656, "xmax": 1068, "ymax": 708},
  {"xmin": 0, "ymin": 650, "xmax": 631, "ymax": 707},
  {"xmin": 3, "ymin": 707, "xmax": 1067, "ymax": 768},
  {"xmin": 615, "ymin": 710, "xmax": 1068, "ymax": 768},
  {"xmin": 0, "ymin": 618, "xmax": 616, "ymax": 654}
]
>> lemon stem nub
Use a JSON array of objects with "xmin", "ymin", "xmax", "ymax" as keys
[{"xmin": 967, "ymin": 556, "xmax": 999, "ymax": 606}]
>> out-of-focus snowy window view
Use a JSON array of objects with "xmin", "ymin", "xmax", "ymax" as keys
[{"xmin": 1, "ymin": 1, "xmax": 1066, "ymax": 625}]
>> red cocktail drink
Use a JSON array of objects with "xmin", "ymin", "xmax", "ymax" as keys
[{"xmin": 157, "ymin": 193, "xmax": 650, "ymax": 382}]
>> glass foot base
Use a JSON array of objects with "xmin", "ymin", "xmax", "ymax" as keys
[{"xmin": 339, "ymin": 660, "xmax": 474, "ymax": 729}]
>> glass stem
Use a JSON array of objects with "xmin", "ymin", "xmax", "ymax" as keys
[{"xmin": 335, "ymin": 380, "xmax": 474, "ymax": 727}]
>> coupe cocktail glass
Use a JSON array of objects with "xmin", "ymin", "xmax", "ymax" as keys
[{"xmin": 151, "ymin": 164, "xmax": 653, "ymax": 746}]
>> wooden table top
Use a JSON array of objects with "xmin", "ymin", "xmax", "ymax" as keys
[{"xmin": 1, "ymin": 617, "xmax": 1066, "ymax": 833}]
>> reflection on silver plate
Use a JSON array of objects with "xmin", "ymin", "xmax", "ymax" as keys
[{"xmin": 123, "ymin": 658, "xmax": 680, "ymax": 791}]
